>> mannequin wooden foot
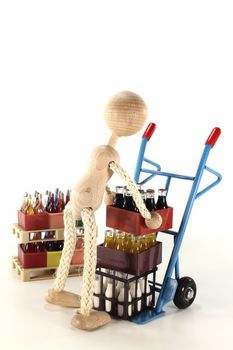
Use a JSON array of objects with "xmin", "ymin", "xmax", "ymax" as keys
[
  {"xmin": 71, "ymin": 311, "xmax": 111, "ymax": 331},
  {"xmin": 46, "ymin": 289, "xmax": 81, "ymax": 308}
]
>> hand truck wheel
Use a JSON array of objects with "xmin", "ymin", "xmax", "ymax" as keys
[{"xmin": 173, "ymin": 276, "xmax": 197, "ymax": 309}]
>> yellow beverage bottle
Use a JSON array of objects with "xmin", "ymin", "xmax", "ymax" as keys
[
  {"xmin": 26, "ymin": 195, "xmax": 34, "ymax": 215},
  {"xmin": 116, "ymin": 232, "xmax": 126, "ymax": 251},
  {"xmin": 104, "ymin": 229, "xmax": 114, "ymax": 248},
  {"xmin": 124, "ymin": 232, "xmax": 133, "ymax": 252},
  {"xmin": 147, "ymin": 233, "xmax": 157, "ymax": 248},
  {"xmin": 140, "ymin": 235, "xmax": 149, "ymax": 252},
  {"xmin": 112, "ymin": 229, "xmax": 117, "ymax": 249},
  {"xmin": 130, "ymin": 236, "xmax": 141, "ymax": 254}
]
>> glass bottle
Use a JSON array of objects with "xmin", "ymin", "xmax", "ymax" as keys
[
  {"xmin": 76, "ymin": 219, "xmax": 83, "ymax": 228},
  {"xmin": 105, "ymin": 281, "xmax": 114, "ymax": 313},
  {"xmin": 54, "ymin": 187, "xmax": 59, "ymax": 207},
  {"xmin": 112, "ymin": 186, "xmax": 124, "ymax": 208},
  {"xmin": 45, "ymin": 191, "xmax": 51, "ymax": 211},
  {"xmin": 147, "ymin": 233, "xmax": 157, "ymax": 248},
  {"xmin": 65, "ymin": 190, "xmax": 70, "ymax": 206},
  {"xmin": 104, "ymin": 229, "xmax": 114, "ymax": 249},
  {"xmin": 43, "ymin": 230, "xmax": 55, "ymax": 239},
  {"xmin": 61, "ymin": 192, "xmax": 65, "ymax": 210},
  {"xmin": 25, "ymin": 243, "xmax": 35, "ymax": 253},
  {"xmin": 130, "ymin": 280, "xmax": 142, "ymax": 312},
  {"xmin": 116, "ymin": 272, "xmax": 125, "ymax": 296},
  {"xmin": 115, "ymin": 231, "xmax": 126, "ymax": 251},
  {"xmin": 26, "ymin": 195, "xmax": 34, "ymax": 215},
  {"xmin": 123, "ymin": 189, "xmax": 138, "ymax": 212},
  {"xmin": 124, "ymin": 232, "xmax": 133, "ymax": 252},
  {"xmin": 145, "ymin": 189, "xmax": 156, "ymax": 211},
  {"xmin": 77, "ymin": 227, "xmax": 84, "ymax": 236},
  {"xmin": 139, "ymin": 278, "xmax": 152, "ymax": 306},
  {"xmin": 34, "ymin": 194, "xmax": 45, "ymax": 214},
  {"xmin": 43, "ymin": 190, "xmax": 49, "ymax": 210},
  {"xmin": 32, "ymin": 231, "xmax": 41, "ymax": 240},
  {"xmin": 118, "ymin": 286, "xmax": 132, "ymax": 317},
  {"xmin": 139, "ymin": 235, "xmax": 149, "ymax": 252},
  {"xmin": 130, "ymin": 236, "xmax": 141, "ymax": 254},
  {"xmin": 45, "ymin": 240, "xmax": 54, "ymax": 251},
  {"xmin": 35, "ymin": 242, "xmax": 43, "ymax": 252},
  {"xmin": 112, "ymin": 229, "xmax": 117, "ymax": 248},
  {"xmin": 93, "ymin": 275, "xmax": 101, "ymax": 308},
  {"xmin": 139, "ymin": 190, "xmax": 146, "ymax": 205},
  {"xmin": 23, "ymin": 243, "xmax": 29, "ymax": 252},
  {"xmin": 57, "ymin": 240, "xmax": 64, "ymax": 250},
  {"xmin": 47, "ymin": 193, "xmax": 57, "ymax": 213},
  {"xmin": 156, "ymin": 189, "xmax": 168, "ymax": 209},
  {"xmin": 76, "ymin": 228, "xmax": 84, "ymax": 249},
  {"xmin": 20, "ymin": 192, "xmax": 28, "ymax": 213},
  {"xmin": 56, "ymin": 191, "xmax": 64, "ymax": 212},
  {"xmin": 33, "ymin": 192, "xmax": 39, "ymax": 211}
]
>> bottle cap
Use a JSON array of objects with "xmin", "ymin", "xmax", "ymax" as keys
[
  {"xmin": 115, "ymin": 186, "xmax": 124, "ymax": 193},
  {"xmin": 158, "ymin": 188, "xmax": 167, "ymax": 196}
]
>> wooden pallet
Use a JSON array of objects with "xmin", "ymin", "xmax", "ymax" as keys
[
  {"xmin": 12, "ymin": 224, "xmax": 64, "ymax": 244},
  {"xmin": 12, "ymin": 256, "xmax": 83, "ymax": 282}
]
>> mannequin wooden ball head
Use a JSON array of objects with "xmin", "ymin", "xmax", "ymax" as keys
[{"xmin": 104, "ymin": 90, "xmax": 148, "ymax": 146}]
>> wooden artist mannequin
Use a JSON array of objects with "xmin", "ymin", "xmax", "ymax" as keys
[{"xmin": 46, "ymin": 91, "xmax": 162, "ymax": 330}]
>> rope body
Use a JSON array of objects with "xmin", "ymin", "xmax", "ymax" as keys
[
  {"xmin": 80, "ymin": 208, "xmax": 98, "ymax": 316},
  {"xmin": 109, "ymin": 161, "xmax": 151, "ymax": 220},
  {"xmin": 53, "ymin": 202, "xmax": 77, "ymax": 292}
]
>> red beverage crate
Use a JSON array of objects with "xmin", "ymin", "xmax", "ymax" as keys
[
  {"xmin": 97, "ymin": 241, "xmax": 162, "ymax": 275},
  {"xmin": 18, "ymin": 210, "xmax": 64, "ymax": 231},
  {"xmin": 71, "ymin": 248, "xmax": 84, "ymax": 265},
  {"xmin": 18, "ymin": 244, "xmax": 47, "ymax": 268},
  {"xmin": 48, "ymin": 212, "xmax": 64, "ymax": 229},
  {"xmin": 18, "ymin": 210, "xmax": 49, "ymax": 231},
  {"xmin": 106, "ymin": 206, "xmax": 173, "ymax": 235}
]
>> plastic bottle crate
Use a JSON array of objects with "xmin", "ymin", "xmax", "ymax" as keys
[
  {"xmin": 97, "ymin": 241, "xmax": 162, "ymax": 275},
  {"xmin": 93, "ymin": 267, "xmax": 157, "ymax": 320},
  {"xmin": 106, "ymin": 206, "xmax": 173, "ymax": 235},
  {"xmin": 18, "ymin": 244, "xmax": 84, "ymax": 268},
  {"xmin": 18, "ymin": 244, "xmax": 47, "ymax": 268},
  {"xmin": 18, "ymin": 210, "xmax": 64, "ymax": 231},
  {"xmin": 47, "ymin": 247, "xmax": 84, "ymax": 267}
]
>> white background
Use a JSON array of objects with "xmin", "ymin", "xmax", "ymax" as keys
[{"xmin": 0, "ymin": 1, "xmax": 232, "ymax": 349}]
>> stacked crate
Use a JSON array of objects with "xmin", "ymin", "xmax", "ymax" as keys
[
  {"xmin": 94, "ymin": 205, "xmax": 173, "ymax": 320},
  {"xmin": 12, "ymin": 211, "xmax": 84, "ymax": 281}
]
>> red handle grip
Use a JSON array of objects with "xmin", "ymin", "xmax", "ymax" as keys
[
  {"xmin": 142, "ymin": 123, "xmax": 156, "ymax": 141},
  {"xmin": 205, "ymin": 127, "xmax": 221, "ymax": 148}
]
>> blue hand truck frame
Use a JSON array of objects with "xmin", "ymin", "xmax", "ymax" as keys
[{"xmin": 130, "ymin": 123, "xmax": 222, "ymax": 324}]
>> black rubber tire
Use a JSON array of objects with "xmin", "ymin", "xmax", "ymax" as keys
[{"xmin": 173, "ymin": 276, "xmax": 197, "ymax": 309}]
